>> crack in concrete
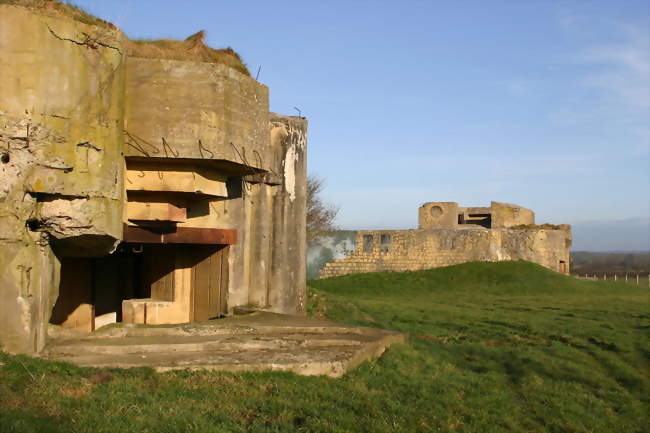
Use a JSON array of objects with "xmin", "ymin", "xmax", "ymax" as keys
[{"xmin": 46, "ymin": 24, "xmax": 122, "ymax": 55}]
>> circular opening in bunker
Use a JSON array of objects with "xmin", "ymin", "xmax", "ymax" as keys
[
  {"xmin": 430, "ymin": 205, "xmax": 443, "ymax": 218},
  {"xmin": 1, "ymin": 153, "xmax": 9, "ymax": 164}
]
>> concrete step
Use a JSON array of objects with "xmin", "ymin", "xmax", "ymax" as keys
[{"xmin": 41, "ymin": 312, "xmax": 407, "ymax": 377}]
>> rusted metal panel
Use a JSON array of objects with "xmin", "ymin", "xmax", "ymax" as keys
[
  {"xmin": 123, "ymin": 225, "xmax": 163, "ymax": 243},
  {"xmin": 164, "ymin": 227, "xmax": 238, "ymax": 245},
  {"xmin": 123, "ymin": 225, "xmax": 237, "ymax": 245}
]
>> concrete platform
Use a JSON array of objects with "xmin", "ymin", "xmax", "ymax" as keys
[{"xmin": 40, "ymin": 312, "xmax": 407, "ymax": 377}]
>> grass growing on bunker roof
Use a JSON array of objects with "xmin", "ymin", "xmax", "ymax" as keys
[
  {"xmin": 0, "ymin": 0, "xmax": 115, "ymax": 28},
  {"xmin": 1, "ymin": 0, "xmax": 251, "ymax": 75},
  {"xmin": 1, "ymin": 261, "xmax": 649, "ymax": 432},
  {"xmin": 126, "ymin": 30, "xmax": 250, "ymax": 76}
]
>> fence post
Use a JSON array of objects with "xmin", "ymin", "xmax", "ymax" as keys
[
  {"xmin": 625, "ymin": 274, "xmax": 628, "ymax": 283},
  {"xmin": 637, "ymin": 274, "xmax": 639, "ymax": 285},
  {"xmin": 614, "ymin": 274, "xmax": 617, "ymax": 282}
]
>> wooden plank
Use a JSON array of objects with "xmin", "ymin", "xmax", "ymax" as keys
[
  {"xmin": 127, "ymin": 201, "xmax": 187, "ymax": 222},
  {"xmin": 208, "ymin": 248, "xmax": 222, "ymax": 318},
  {"xmin": 125, "ymin": 169, "xmax": 228, "ymax": 197},
  {"xmin": 220, "ymin": 246, "xmax": 229, "ymax": 315},
  {"xmin": 192, "ymin": 249, "xmax": 211, "ymax": 321}
]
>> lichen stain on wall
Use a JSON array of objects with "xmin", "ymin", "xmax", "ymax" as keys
[{"xmin": 274, "ymin": 119, "xmax": 306, "ymax": 203}]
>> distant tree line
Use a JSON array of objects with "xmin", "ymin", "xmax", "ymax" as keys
[{"xmin": 571, "ymin": 251, "xmax": 650, "ymax": 276}]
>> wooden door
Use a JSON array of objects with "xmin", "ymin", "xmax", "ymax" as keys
[{"xmin": 192, "ymin": 245, "xmax": 229, "ymax": 321}]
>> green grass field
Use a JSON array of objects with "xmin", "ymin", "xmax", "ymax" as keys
[{"xmin": 1, "ymin": 261, "xmax": 648, "ymax": 433}]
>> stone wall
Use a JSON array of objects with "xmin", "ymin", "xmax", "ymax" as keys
[{"xmin": 319, "ymin": 227, "xmax": 572, "ymax": 278}]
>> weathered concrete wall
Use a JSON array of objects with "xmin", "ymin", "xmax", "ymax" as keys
[
  {"xmin": 320, "ymin": 226, "xmax": 571, "ymax": 278},
  {"xmin": 264, "ymin": 114, "xmax": 307, "ymax": 314},
  {"xmin": 0, "ymin": 4, "xmax": 308, "ymax": 353},
  {"xmin": 489, "ymin": 201, "xmax": 535, "ymax": 228},
  {"xmin": 0, "ymin": 5, "xmax": 126, "ymax": 353},
  {"xmin": 124, "ymin": 58, "xmax": 271, "ymax": 170},
  {"xmin": 123, "ymin": 58, "xmax": 306, "ymax": 317},
  {"xmin": 419, "ymin": 202, "xmax": 459, "ymax": 229},
  {"xmin": 418, "ymin": 201, "xmax": 535, "ymax": 230}
]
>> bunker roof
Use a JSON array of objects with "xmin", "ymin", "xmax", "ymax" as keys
[{"xmin": 1, "ymin": 0, "xmax": 250, "ymax": 75}]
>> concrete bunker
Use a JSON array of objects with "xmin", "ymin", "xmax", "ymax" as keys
[
  {"xmin": 318, "ymin": 201, "xmax": 572, "ymax": 278},
  {"xmin": 0, "ymin": 3, "xmax": 307, "ymax": 354}
]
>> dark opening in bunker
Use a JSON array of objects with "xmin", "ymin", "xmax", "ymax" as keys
[
  {"xmin": 464, "ymin": 213, "xmax": 492, "ymax": 228},
  {"xmin": 380, "ymin": 234, "xmax": 391, "ymax": 253},
  {"xmin": 50, "ymin": 242, "xmax": 229, "ymax": 332}
]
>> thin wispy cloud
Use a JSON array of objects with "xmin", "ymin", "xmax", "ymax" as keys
[
  {"xmin": 551, "ymin": 16, "xmax": 650, "ymax": 155},
  {"xmin": 580, "ymin": 26, "xmax": 650, "ymax": 108},
  {"xmin": 500, "ymin": 79, "xmax": 531, "ymax": 97}
]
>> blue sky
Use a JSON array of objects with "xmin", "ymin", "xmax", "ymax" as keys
[{"xmin": 76, "ymin": 0, "xmax": 649, "ymax": 250}]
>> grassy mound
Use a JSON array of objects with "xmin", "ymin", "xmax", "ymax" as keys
[
  {"xmin": 1, "ymin": 262, "xmax": 648, "ymax": 432},
  {"xmin": 312, "ymin": 260, "xmax": 593, "ymax": 296}
]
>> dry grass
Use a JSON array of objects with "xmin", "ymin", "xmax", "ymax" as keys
[
  {"xmin": 510, "ymin": 223, "xmax": 565, "ymax": 230},
  {"xmin": 0, "ymin": 0, "xmax": 115, "ymax": 28},
  {"xmin": 126, "ymin": 31, "xmax": 250, "ymax": 75},
  {"xmin": 1, "ymin": 0, "xmax": 250, "ymax": 75}
]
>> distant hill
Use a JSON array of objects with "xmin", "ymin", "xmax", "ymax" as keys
[{"xmin": 313, "ymin": 260, "xmax": 601, "ymax": 295}]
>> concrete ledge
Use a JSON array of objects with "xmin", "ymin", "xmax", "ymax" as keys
[{"xmin": 41, "ymin": 312, "xmax": 407, "ymax": 378}]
